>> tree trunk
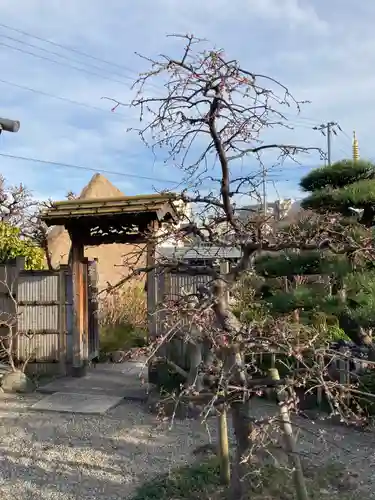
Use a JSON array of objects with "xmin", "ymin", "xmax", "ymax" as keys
[
  {"xmin": 293, "ymin": 309, "xmax": 300, "ymax": 323},
  {"xmin": 230, "ymin": 400, "xmax": 251, "ymax": 499},
  {"xmin": 43, "ymin": 241, "xmax": 56, "ymax": 271},
  {"xmin": 337, "ymin": 284, "xmax": 347, "ymax": 303},
  {"xmin": 212, "ymin": 263, "xmax": 251, "ymax": 497},
  {"xmin": 218, "ymin": 406, "xmax": 231, "ymax": 486},
  {"xmin": 223, "ymin": 344, "xmax": 251, "ymax": 499},
  {"xmin": 202, "ymin": 337, "xmax": 214, "ymax": 366},
  {"xmin": 186, "ymin": 341, "xmax": 204, "ymax": 392},
  {"xmin": 269, "ymin": 368, "xmax": 309, "ymax": 500},
  {"xmin": 332, "ymin": 276, "xmax": 346, "ymax": 302}
]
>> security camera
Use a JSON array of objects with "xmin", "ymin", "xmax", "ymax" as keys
[{"xmin": 0, "ymin": 117, "xmax": 20, "ymax": 134}]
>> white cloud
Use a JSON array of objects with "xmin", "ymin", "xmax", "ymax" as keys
[
  {"xmin": 244, "ymin": 0, "xmax": 328, "ymax": 32},
  {"xmin": 0, "ymin": 0, "xmax": 372, "ymax": 203}
]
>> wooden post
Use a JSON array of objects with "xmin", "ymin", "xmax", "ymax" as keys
[
  {"xmin": 218, "ymin": 406, "xmax": 231, "ymax": 485},
  {"xmin": 82, "ymin": 260, "xmax": 89, "ymax": 363},
  {"xmin": 271, "ymin": 353, "xmax": 276, "ymax": 368},
  {"xmin": 163, "ymin": 271, "xmax": 172, "ymax": 359},
  {"xmin": 58, "ymin": 267, "xmax": 67, "ymax": 376},
  {"xmin": 268, "ymin": 368, "xmax": 309, "ymax": 500},
  {"xmin": 316, "ymin": 354, "xmax": 324, "ymax": 407},
  {"xmin": 70, "ymin": 232, "xmax": 86, "ymax": 377},
  {"xmin": 146, "ymin": 226, "xmax": 157, "ymax": 339},
  {"xmin": 7, "ymin": 258, "xmax": 24, "ymax": 368},
  {"xmin": 217, "ymin": 259, "xmax": 231, "ymax": 486},
  {"xmin": 88, "ymin": 259, "xmax": 100, "ymax": 357},
  {"xmin": 338, "ymin": 347, "xmax": 351, "ymax": 406},
  {"xmin": 220, "ymin": 260, "xmax": 230, "ymax": 303}
]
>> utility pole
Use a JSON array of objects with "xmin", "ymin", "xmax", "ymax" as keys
[
  {"xmin": 0, "ymin": 117, "xmax": 20, "ymax": 134},
  {"xmin": 313, "ymin": 121, "xmax": 341, "ymax": 166},
  {"xmin": 327, "ymin": 122, "xmax": 332, "ymax": 166}
]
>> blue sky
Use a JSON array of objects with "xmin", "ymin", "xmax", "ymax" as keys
[{"xmin": 0, "ymin": 0, "xmax": 373, "ymax": 203}]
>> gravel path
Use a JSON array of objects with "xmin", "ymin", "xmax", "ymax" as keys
[
  {"xmin": 0, "ymin": 393, "xmax": 213, "ymax": 499},
  {"xmin": 0, "ymin": 393, "xmax": 374, "ymax": 499}
]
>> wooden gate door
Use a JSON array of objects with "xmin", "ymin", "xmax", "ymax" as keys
[
  {"xmin": 71, "ymin": 257, "xmax": 99, "ymax": 375},
  {"xmin": 87, "ymin": 259, "xmax": 99, "ymax": 360}
]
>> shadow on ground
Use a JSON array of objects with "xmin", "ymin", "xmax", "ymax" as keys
[
  {"xmin": 0, "ymin": 395, "xmax": 214, "ymax": 500},
  {"xmin": 0, "ymin": 393, "xmax": 375, "ymax": 499}
]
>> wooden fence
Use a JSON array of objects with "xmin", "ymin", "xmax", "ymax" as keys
[
  {"xmin": 0, "ymin": 257, "xmax": 99, "ymax": 375},
  {"xmin": 151, "ymin": 271, "xmax": 211, "ymax": 367},
  {"xmin": 153, "ymin": 269, "xmax": 365, "ymax": 401}
]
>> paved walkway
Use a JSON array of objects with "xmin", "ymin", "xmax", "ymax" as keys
[{"xmin": 33, "ymin": 361, "xmax": 148, "ymax": 414}]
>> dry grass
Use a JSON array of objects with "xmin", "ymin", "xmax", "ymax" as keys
[
  {"xmin": 99, "ymin": 283, "xmax": 147, "ymax": 329},
  {"xmin": 130, "ymin": 458, "xmax": 362, "ymax": 500},
  {"xmin": 98, "ymin": 283, "xmax": 147, "ymax": 353}
]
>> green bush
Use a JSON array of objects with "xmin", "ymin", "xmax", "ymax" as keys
[
  {"xmin": 130, "ymin": 457, "xmax": 356, "ymax": 500},
  {"xmin": 130, "ymin": 459, "xmax": 220, "ymax": 500},
  {"xmin": 233, "ymin": 303, "xmax": 268, "ymax": 324},
  {"xmin": 266, "ymin": 286, "xmax": 324, "ymax": 314},
  {"xmin": 255, "ymin": 251, "xmax": 326, "ymax": 277},
  {"xmin": 300, "ymin": 159, "xmax": 375, "ymax": 192},
  {"xmin": 0, "ymin": 222, "xmax": 44, "ymax": 270},
  {"xmin": 325, "ymin": 325, "xmax": 350, "ymax": 343},
  {"xmin": 99, "ymin": 324, "xmax": 146, "ymax": 353},
  {"xmin": 231, "ymin": 273, "xmax": 268, "ymax": 324},
  {"xmin": 99, "ymin": 283, "xmax": 147, "ymax": 354}
]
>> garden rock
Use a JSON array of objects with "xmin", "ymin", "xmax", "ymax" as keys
[{"xmin": 1, "ymin": 370, "xmax": 35, "ymax": 393}]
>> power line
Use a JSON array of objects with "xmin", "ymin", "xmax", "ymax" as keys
[
  {"xmin": 0, "ymin": 36, "xmax": 166, "ymax": 101},
  {"xmin": 0, "ymin": 32, "xmax": 131, "ymax": 81},
  {"xmin": 340, "ymin": 128, "xmax": 353, "ymax": 142},
  {"xmin": 0, "ymin": 41, "xmax": 133, "ymax": 87},
  {"xmin": 0, "ymin": 152, "xmax": 180, "ymax": 185},
  {"xmin": 338, "ymin": 148, "xmax": 352, "ymax": 158},
  {"xmin": 0, "ymin": 152, "xmax": 307, "ymax": 194},
  {"xmin": 0, "ymin": 23, "xmax": 165, "ymax": 97},
  {"xmin": 0, "ymin": 22, "xmax": 335, "ymax": 151},
  {"xmin": 339, "ymin": 127, "xmax": 369, "ymax": 159},
  {"xmin": 0, "ymin": 22, "xmax": 330, "ymax": 127},
  {"xmin": 0, "ymin": 77, "xmax": 127, "ymax": 116},
  {"xmin": 0, "ymin": 21, "xmax": 138, "ymax": 76},
  {"xmin": 0, "ymin": 75, "xmax": 321, "ymax": 134},
  {"xmin": 335, "ymin": 132, "xmax": 353, "ymax": 159}
]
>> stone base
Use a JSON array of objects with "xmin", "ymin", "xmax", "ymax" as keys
[
  {"xmin": 71, "ymin": 365, "xmax": 88, "ymax": 378},
  {"xmin": 31, "ymin": 392, "xmax": 123, "ymax": 415}
]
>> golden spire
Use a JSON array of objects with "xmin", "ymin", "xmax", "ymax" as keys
[{"xmin": 353, "ymin": 130, "xmax": 359, "ymax": 162}]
